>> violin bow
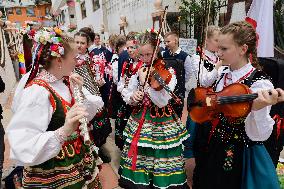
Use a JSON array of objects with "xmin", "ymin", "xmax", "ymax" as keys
[
  {"xmin": 141, "ymin": 5, "xmax": 169, "ymax": 91},
  {"xmin": 197, "ymin": 0, "xmax": 212, "ymax": 87}
]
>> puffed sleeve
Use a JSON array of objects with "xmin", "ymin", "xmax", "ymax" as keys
[
  {"xmin": 147, "ymin": 68, "xmax": 177, "ymax": 108},
  {"xmin": 121, "ymin": 73, "xmax": 139, "ymax": 105},
  {"xmin": 245, "ymin": 79, "xmax": 275, "ymax": 141},
  {"xmin": 6, "ymin": 85, "xmax": 62, "ymax": 166},
  {"xmin": 191, "ymin": 54, "xmax": 218, "ymax": 87},
  {"xmin": 184, "ymin": 55, "xmax": 193, "ymax": 83},
  {"xmin": 82, "ymin": 86, "xmax": 104, "ymax": 121},
  {"xmin": 117, "ymin": 76, "xmax": 125, "ymax": 93}
]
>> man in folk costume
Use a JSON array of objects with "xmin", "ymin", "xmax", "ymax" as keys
[{"xmin": 161, "ymin": 32, "xmax": 192, "ymax": 118}]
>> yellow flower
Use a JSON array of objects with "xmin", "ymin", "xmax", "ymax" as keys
[{"xmin": 54, "ymin": 27, "xmax": 63, "ymax": 36}]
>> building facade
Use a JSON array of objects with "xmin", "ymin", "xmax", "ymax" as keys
[{"xmin": 0, "ymin": 0, "xmax": 53, "ymax": 27}]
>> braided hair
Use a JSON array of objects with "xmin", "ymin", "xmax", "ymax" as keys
[{"xmin": 221, "ymin": 21, "xmax": 261, "ymax": 70}]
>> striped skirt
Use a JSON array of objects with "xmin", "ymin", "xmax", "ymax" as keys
[{"xmin": 119, "ymin": 105, "xmax": 189, "ymax": 189}]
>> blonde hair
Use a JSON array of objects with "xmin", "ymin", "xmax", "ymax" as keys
[{"xmin": 206, "ymin": 25, "xmax": 220, "ymax": 39}]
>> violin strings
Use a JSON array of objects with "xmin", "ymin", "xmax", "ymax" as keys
[{"xmin": 218, "ymin": 94, "xmax": 258, "ymax": 104}]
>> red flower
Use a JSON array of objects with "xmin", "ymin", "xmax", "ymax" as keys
[
  {"xmin": 98, "ymin": 122, "xmax": 103, "ymax": 126},
  {"xmin": 51, "ymin": 44, "xmax": 59, "ymax": 51},
  {"xmin": 28, "ymin": 29, "xmax": 36, "ymax": 38},
  {"xmin": 151, "ymin": 28, "xmax": 155, "ymax": 33}
]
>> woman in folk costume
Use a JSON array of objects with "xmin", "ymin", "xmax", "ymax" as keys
[
  {"xmin": 192, "ymin": 21, "xmax": 280, "ymax": 189},
  {"xmin": 6, "ymin": 28, "xmax": 104, "ymax": 188},
  {"xmin": 74, "ymin": 31, "xmax": 112, "ymax": 163},
  {"xmin": 118, "ymin": 30, "xmax": 189, "ymax": 189},
  {"xmin": 115, "ymin": 37, "xmax": 144, "ymax": 150},
  {"xmin": 190, "ymin": 25, "xmax": 224, "ymax": 87},
  {"xmin": 183, "ymin": 25, "xmax": 223, "ymax": 187},
  {"xmin": 111, "ymin": 35, "xmax": 126, "ymax": 119}
]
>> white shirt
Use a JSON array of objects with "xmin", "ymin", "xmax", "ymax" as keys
[
  {"xmin": 121, "ymin": 68, "xmax": 177, "ymax": 108},
  {"xmin": 117, "ymin": 60, "xmax": 141, "ymax": 93},
  {"xmin": 6, "ymin": 71, "xmax": 104, "ymax": 166},
  {"xmin": 111, "ymin": 53, "xmax": 119, "ymax": 85},
  {"xmin": 190, "ymin": 50, "xmax": 224, "ymax": 87},
  {"xmin": 215, "ymin": 63, "xmax": 274, "ymax": 141}
]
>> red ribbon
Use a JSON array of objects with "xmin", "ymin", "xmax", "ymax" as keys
[
  {"xmin": 208, "ymin": 118, "xmax": 220, "ymax": 144},
  {"xmin": 273, "ymin": 114, "xmax": 284, "ymax": 140},
  {"xmin": 127, "ymin": 96, "xmax": 150, "ymax": 170}
]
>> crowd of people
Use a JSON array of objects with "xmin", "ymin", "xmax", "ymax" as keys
[{"xmin": 1, "ymin": 19, "xmax": 284, "ymax": 189}]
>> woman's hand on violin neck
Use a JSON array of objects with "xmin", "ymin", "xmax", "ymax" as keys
[
  {"xmin": 252, "ymin": 89, "xmax": 278, "ymax": 111},
  {"xmin": 131, "ymin": 90, "xmax": 144, "ymax": 103}
]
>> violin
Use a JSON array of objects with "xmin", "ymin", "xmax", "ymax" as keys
[
  {"xmin": 147, "ymin": 59, "xmax": 182, "ymax": 105},
  {"xmin": 188, "ymin": 83, "xmax": 259, "ymax": 123}
]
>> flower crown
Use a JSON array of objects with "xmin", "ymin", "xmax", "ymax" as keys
[
  {"xmin": 145, "ymin": 28, "xmax": 163, "ymax": 41},
  {"xmin": 32, "ymin": 27, "xmax": 65, "ymax": 57}
]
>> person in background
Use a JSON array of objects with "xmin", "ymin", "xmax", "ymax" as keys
[
  {"xmin": 117, "ymin": 32, "xmax": 138, "ymax": 82},
  {"xmin": 183, "ymin": 25, "xmax": 223, "ymax": 188},
  {"xmin": 162, "ymin": 32, "xmax": 191, "ymax": 118},
  {"xmin": 0, "ymin": 75, "xmax": 5, "ymax": 182}
]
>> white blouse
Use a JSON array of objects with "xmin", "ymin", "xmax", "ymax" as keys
[
  {"xmin": 6, "ymin": 71, "xmax": 104, "ymax": 166},
  {"xmin": 190, "ymin": 50, "xmax": 222, "ymax": 87},
  {"xmin": 215, "ymin": 63, "xmax": 274, "ymax": 141},
  {"xmin": 111, "ymin": 54, "xmax": 119, "ymax": 85},
  {"xmin": 121, "ymin": 68, "xmax": 177, "ymax": 108},
  {"xmin": 117, "ymin": 60, "xmax": 141, "ymax": 93}
]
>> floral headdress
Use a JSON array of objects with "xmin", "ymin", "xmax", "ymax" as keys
[
  {"xmin": 26, "ymin": 27, "xmax": 65, "ymax": 86},
  {"xmin": 33, "ymin": 28, "xmax": 64, "ymax": 57}
]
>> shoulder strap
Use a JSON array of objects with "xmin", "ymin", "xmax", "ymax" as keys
[
  {"xmin": 245, "ymin": 69, "xmax": 258, "ymax": 87},
  {"xmin": 25, "ymin": 79, "xmax": 60, "ymax": 112},
  {"xmin": 213, "ymin": 67, "xmax": 228, "ymax": 91}
]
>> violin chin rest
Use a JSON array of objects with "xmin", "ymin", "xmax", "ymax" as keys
[{"xmin": 187, "ymin": 88, "xmax": 195, "ymax": 103}]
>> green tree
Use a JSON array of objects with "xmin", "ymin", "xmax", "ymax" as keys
[
  {"xmin": 274, "ymin": 0, "xmax": 284, "ymax": 50},
  {"xmin": 179, "ymin": 0, "xmax": 218, "ymax": 44}
]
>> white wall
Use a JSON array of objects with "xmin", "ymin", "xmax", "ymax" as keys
[
  {"xmin": 105, "ymin": 0, "xmax": 180, "ymax": 34},
  {"xmin": 75, "ymin": 0, "xmax": 104, "ymax": 33}
]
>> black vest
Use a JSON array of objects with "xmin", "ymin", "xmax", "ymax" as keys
[{"xmin": 163, "ymin": 50, "xmax": 188, "ymax": 99}]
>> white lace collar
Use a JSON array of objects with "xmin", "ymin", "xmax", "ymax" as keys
[
  {"xmin": 204, "ymin": 50, "xmax": 218, "ymax": 63},
  {"xmin": 36, "ymin": 69, "xmax": 62, "ymax": 83},
  {"xmin": 224, "ymin": 63, "xmax": 255, "ymax": 82}
]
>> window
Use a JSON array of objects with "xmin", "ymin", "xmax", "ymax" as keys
[
  {"xmin": 93, "ymin": 0, "xmax": 100, "ymax": 12},
  {"xmin": 26, "ymin": 7, "xmax": 35, "ymax": 17},
  {"xmin": 15, "ymin": 8, "xmax": 22, "ymax": 15},
  {"xmin": 45, "ymin": 7, "xmax": 50, "ymax": 16},
  {"xmin": 81, "ymin": 2, "xmax": 87, "ymax": 19},
  {"xmin": 6, "ymin": 8, "xmax": 14, "ymax": 15}
]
